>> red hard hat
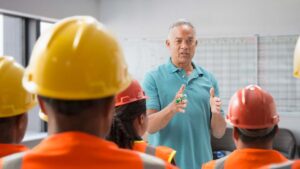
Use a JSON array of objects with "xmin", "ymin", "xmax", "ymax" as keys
[
  {"xmin": 115, "ymin": 80, "xmax": 147, "ymax": 107},
  {"xmin": 226, "ymin": 85, "xmax": 279, "ymax": 129}
]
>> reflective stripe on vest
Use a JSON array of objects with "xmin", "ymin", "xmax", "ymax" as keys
[
  {"xmin": 133, "ymin": 141, "xmax": 175, "ymax": 164},
  {"xmin": 214, "ymin": 155, "xmax": 229, "ymax": 169},
  {"xmin": 145, "ymin": 145, "xmax": 156, "ymax": 156},
  {"xmin": 2, "ymin": 150, "xmax": 166, "ymax": 169},
  {"xmin": 2, "ymin": 151, "xmax": 26, "ymax": 169},
  {"xmin": 137, "ymin": 152, "xmax": 166, "ymax": 169},
  {"xmin": 269, "ymin": 160, "xmax": 294, "ymax": 169}
]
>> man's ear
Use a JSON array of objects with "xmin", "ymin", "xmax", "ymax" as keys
[
  {"xmin": 102, "ymin": 96, "xmax": 115, "ymax": 119},
  {"xmin": 166, "ymin": 39, "xmax": 170, "ymax": 48},
  {"xmin": 233, "ymin": 127, "xmax": 239, "ymax": 142},
  {"xmin": 15, "ymin": 113, "xmax": 28, "ymax": 143},
  {"xmin": 16, "ymin": 113, "xmax": 27, "ymax": 130}
]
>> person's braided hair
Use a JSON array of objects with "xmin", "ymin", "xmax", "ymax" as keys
[{"xmin": 107, "ymin": 99, "xmax": 146, "ymax": 149}]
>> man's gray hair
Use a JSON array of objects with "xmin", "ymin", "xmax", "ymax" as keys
[
  {"xmin": 169, "ymin": 19, "xmax": 195, "ymax": 31},
  {"xmin": 167, "ymin": 19, "xmax": 196, "ymax": 39}
]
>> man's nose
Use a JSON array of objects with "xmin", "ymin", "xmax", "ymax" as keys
[{"xmin": 180, "ymin": 41, "xmax": 188, "ymax": 49}]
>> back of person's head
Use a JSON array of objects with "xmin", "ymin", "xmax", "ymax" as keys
[
  {"xmin": 227, "ymin": 85, "xmax": 279, "ymax": 146},
  {"xmin": 107, "ymin": 80, "xmax": 147, "ymax": 149},
  {"xmin": 294, "ymin": 36, "xmax": 300, "ymax": 78},
  {"xmin": 22, "ymin": 16, "xmax": 131, "ymax": 136},
  {"xmin": 0, "ymin": 56, "xmax": 36, "ymax": 143}
]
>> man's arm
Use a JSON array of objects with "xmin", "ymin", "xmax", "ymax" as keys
[
  {"xmin": 147, "ymin": 85, "xmax": 187, "ymax": 134},
  {"xmin": 210, "ymin": 87, "xmax": 226, "ymax": 138}
]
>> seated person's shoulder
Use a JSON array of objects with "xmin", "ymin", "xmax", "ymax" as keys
[
  {"xmin": 137, "ymin": 152, "xmax": 178, "ymax": 169},
  {"xmin": 201, "ymin": 160, "xmax": 216, "ymax": 169}
]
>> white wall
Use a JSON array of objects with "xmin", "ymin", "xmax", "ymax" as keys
[
  {"xmin": 0, "ymin": 0, "xmax": 100, "ymax": 19},
  {"xmin": 99, "ymin": 0, "xmax": 300, "ymax": 38}
]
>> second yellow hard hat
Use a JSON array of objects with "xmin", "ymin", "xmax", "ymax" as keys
[{"xmin": 0, "ymin": 56, "xmax": 36, "ymax": 118}]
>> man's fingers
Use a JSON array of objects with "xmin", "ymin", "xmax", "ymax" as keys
[
  {"xmin": 178, "ymin": 108, "xmax": 185, "ymax": 113},
  {"xmin": 181, "ymin": 100, "xmax": 188, "ymax": 104},
  {"xmin": 215, "ymin": 101, "xmax": 222, "ymax": 106},
  {"xmin": 177, "ymin": 84, "xmax": 186, "ymax": 94},
  {"xmin": 210, "ymin": 87, "xmax": 215, "ymax": 98},
  {"xmin": 175, "ymin": 94, "xmax": 187, "ymax": 104},
  {"xmin": 176, "ymin": 94, "xmax": 183, "ymax": 98},
  {"xmin": 173, "ymin": 85, "xmax": 188, "ymax": 113},
  {"xmin": 177, "ymin": 104, "xmax": 187, "ymax": 109},
  {"xmin": 215, "ymin": 97, "xmax": 221, "ymax": 102}
]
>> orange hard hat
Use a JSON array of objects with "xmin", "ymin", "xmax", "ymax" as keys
[
  {"xmin": 115, "ymin": 80, "xmax": 147, "ymax": 107},
  {"xmin": 226, "ymin": 85, "xmax": 279, "ymax": 129}
]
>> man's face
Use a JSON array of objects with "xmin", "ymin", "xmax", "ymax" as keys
[{"xmin": 166, "ymin": 25, "xmax": 197, "ymax": 66}]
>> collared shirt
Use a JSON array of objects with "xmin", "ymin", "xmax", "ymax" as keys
[{"xmin": 143, "ymin": 58, "xmax": 221, "ymax": 169}]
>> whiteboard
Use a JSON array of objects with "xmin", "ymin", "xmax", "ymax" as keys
[{"xmin": 120, "ymin": 38, "xmax": 169, "ymax": 82}]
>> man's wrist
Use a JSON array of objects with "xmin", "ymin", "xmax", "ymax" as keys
[{"xmin": 166, "ymin": 103, "xmax": 176, "ymax": 115}]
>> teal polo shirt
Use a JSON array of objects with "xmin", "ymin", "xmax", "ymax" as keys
[{"xmin": 143, "ymin": 58, "xmax": 221, "ymax": 169}]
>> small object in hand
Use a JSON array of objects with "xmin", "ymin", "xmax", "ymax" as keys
[{"xmin": 175, "ymin": 94, "xmax": 187, "ymax": 103}]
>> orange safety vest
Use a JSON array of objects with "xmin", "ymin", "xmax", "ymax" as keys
[
  {"xmin": 0, "ymin": 144, "xmax": 28, "ymax": 158},
  {"xmin": 133, "ymin": 140, "xmax": 176, "ymax": 163},
  {"xmin": 259, "ymin": 160, "xmax": 300, "ymax": 169},
  {"xmin": 0, "ymin": 132, "xmax": 178, "ymax": 169},
  {"xmin": 202, "ymin": 148, "xmax": 288, "ymax": 169}
]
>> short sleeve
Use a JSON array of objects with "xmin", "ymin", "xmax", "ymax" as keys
[{"xmin": 142, "ymin": 72, "xmax": 161, "ymax": 111}]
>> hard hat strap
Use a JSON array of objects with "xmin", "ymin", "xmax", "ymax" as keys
[{"xmin": 237, "ymin": 126, "xmax": 275, "ymax": 137}]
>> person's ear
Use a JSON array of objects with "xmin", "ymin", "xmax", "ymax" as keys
[
  {"xmin": 100, "ymin": 97, "xmax": 116, "ymax": 137},
  {"xmin": 166, "ymin": 39, "xmax": 171, "ymax": 48},
  {"xmin": 103, "ymin": 97, "xmax": 115, "ymax": 119},
  {"xmin": 17, "ymin": 113, "xmax": 28, "ymax": 130},
  {"xmin": 15, "ymin": 113, "xmax": 28, "ymax": 143},
  {"xmin": 233, "ymin": 127, "xmax": 239, "ymax": 142},
  {"xmin": 137, "ymin": 114, "xmax": 144, "ymax": 125}
]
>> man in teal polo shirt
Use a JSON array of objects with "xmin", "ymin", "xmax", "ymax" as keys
[{"xmin": 143, "ymin": 20, "xmax": 226, "ymax": 169}]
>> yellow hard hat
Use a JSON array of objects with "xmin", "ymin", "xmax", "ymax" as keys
[
  {"xmin": 0, "ymin": 56, "xmax": 36, "ymax": 118},
  {"xmin": 294, "ymin": 36, "xmax": 300, "ymax": 78},
  {"xmin": 23, "ymin": 16, "xmax": 131, "ymax": 100}
]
